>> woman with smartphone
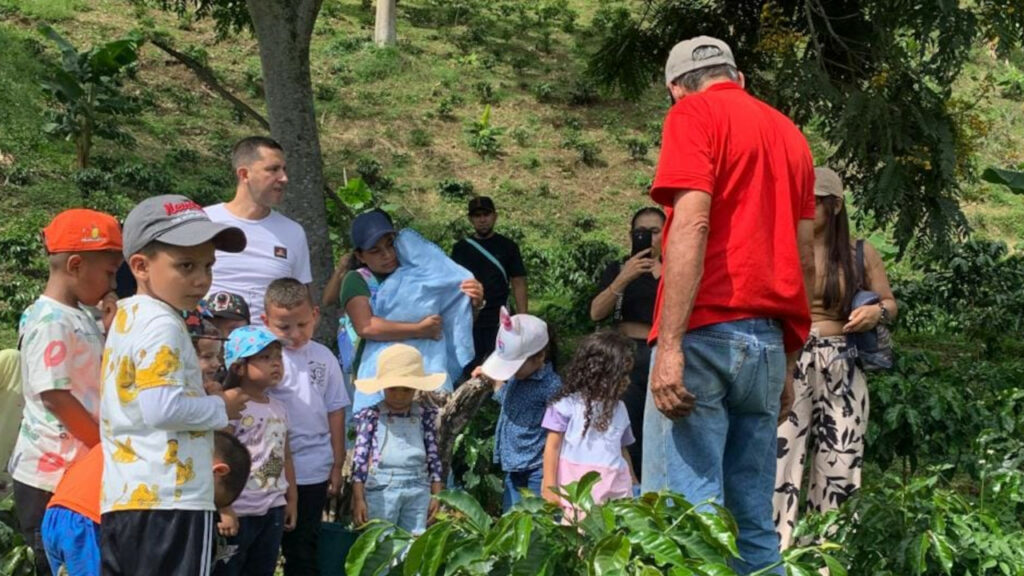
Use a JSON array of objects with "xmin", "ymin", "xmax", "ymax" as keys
[{"xmin": 589, "ymin": 207, "xmax": 665, "ymax": 481}]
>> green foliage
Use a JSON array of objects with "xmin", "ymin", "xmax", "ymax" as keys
[
  {"xmin": 37, "ymin": 23, "xmax": 143, "ymax": 168},
  {"xmin": 996, "ymin": 65, "xmax": 1024, "ymax": 100},
  {"xmin": 356, "ymin": 158, "xmax": 393, "ymax": 192},
  {"xmin": 465, "ymin": 105, "xmax": 504, "ymax": 159},
  {"xmin": 622, "ymin": 135, "xmax": 649, "ymax": 162},
  {"xmin": 450, "ymin": 401, "xmax": 503, "ymax": 516},
  {"xmin": 981, "ymin": 165, "xmax": 1024, "ymax": 194},
  {"xmin": 893, "ymin": 239, "xmax": 1024, "ymax": 348},
  {"xmin": 346, "ymin": 473, "xmax": 839, "ymax": 576},
  {"xmin": 409, "ymin": 128, "xmax": 432, "ymax": 148},
  {"xmin": 561, "ymin": 127, "xmax": 604, "ymax": 167},
  {"xmin": 585, "ymin": 0, "xmax": 1024, "ymax": 253},
  {"xmin": 0, "ymin": 496, "xmax": 34, "ymax": 575},
  {"xmin": 436, "ymin": 178, "xmax": 474, "ymax": 202},
  {"xmin": 800, "ymin": 466, "xmax": 1024, "ymax": 575},
  {"xmin": 435, "ymin": 93, "xmax": 464, "ymax": 120},
  {"xmin": 337, "ymin": 177, "xmax": 373, "ymax": 212}
]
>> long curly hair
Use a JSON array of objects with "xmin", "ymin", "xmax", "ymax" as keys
[{"xmin": 551, "ymin": 331, "xmax": 635, "ymax": 435}]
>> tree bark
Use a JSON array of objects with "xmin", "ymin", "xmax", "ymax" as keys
[
  {"xmin": 245, "ymin": 0, "xmax": 338, "ymax": 344},
  {"xmin": 374, "ymin": 0, "xmax": 396, "ymax": 46}
]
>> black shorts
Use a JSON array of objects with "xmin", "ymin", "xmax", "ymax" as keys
[{"xmin": 101, "ymin": 509, "xmax": 216, "ymax": 576}]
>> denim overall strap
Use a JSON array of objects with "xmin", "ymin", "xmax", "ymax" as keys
[{"xmin": 369, "ymin": 402, "xmax": 428, "ymax": 483}]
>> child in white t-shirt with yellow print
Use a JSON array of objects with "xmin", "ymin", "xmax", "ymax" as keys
[{"xmin": 99, "ymin": 195, "xmax": 250, "ymax": 576}]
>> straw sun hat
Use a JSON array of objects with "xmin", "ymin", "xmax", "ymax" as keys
[{"xmin": 354, "ymin": 344, "xmax": 446, "ymax": 395}]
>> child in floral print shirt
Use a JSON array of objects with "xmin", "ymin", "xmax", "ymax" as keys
[{"xmin": 350, "ymin": 345, "xmax": 444, "ymax": 535}]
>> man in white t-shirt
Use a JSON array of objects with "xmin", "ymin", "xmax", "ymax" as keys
[{"xmin": 206, "ymin": 136, "xmax": 313, "ymax": 324}]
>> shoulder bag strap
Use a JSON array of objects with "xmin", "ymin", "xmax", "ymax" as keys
[{"xmin": 464, "ymin": 237, "xmax": 508, "ymax": 284}]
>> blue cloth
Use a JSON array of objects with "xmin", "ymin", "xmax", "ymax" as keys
[
  {"xmin": 502, "ymin": 467, "xmax": 543, "ymax": 512},
  {"xmin": 214, "ymin": 506, "xmax": 285, "ymax": 576},
  {"xmin": 494, "ymin": 362, "xmax": 562, "ymax": 473},
  {"xmin": 353, "ymin": 229, "xmax": 475, "ymax": 412},
  {"xmin": 41, "ymin": 506, "xmax": 101, "ymax": 576},
  {"xmin": 364, "ymin": 403, "xmax": 431, "ymax": 535},
  {"xmin": 641, "ymin": 319, "xmax": 785, "ymax": 575}
]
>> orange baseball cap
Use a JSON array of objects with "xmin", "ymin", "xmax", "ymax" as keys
[{"xmin": 42, "ymin": 209, "xmax": 124, "ymax": 254}]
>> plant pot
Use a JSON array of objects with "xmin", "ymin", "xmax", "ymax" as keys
[{"xmin": 318, "ymin": 522, "xmax": 359, "ymax": 576}]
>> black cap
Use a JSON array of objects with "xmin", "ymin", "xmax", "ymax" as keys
[{"xmin": 467, "ymin": 196, "xmax": 496, "ymax": 215}]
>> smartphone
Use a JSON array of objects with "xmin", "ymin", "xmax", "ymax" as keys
[{"xmin": 630, "ymin": 229, "xmax": 653, "ymax": 257}]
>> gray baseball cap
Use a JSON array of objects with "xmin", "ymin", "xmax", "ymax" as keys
[
  {"xmin": 122, "ymin": 194, "xmax": 247, "ymax": 258},
  {"xmin": 814, "ymin": 167, "xmax": 845, "ymax": 198},
  {"xmin": 665, "ymin": 36, "xmax": 736, "ymax": 85}
]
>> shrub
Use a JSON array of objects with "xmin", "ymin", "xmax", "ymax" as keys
[
  {"xmin": 113, "ymin": 162, "xmax": 173, "ymax": 195},
  {"xmin": 465, "ymin": 106, "xmax": 504, "ymax": 159},
  {"xmin": 355, "ymin": 158, "xmax": 393, "ymax": 191},
  {"xmin": 533, "ymin": 81, "xmax": 555, "ymax": 103},
  {"xmin": 436, "ymin": 93, "xmax": 464, "ymax": 120},
  {"xmin": 510, "ymin": 125, "xmax": 533, "ymax": 147},
  {"xmin": 474, "ymin": 80, "xmax": 499, "ymax": 104},
  {"xmin": 72, "ymin": 168, "xmax": 113, "ymax": 196},
  {"xmin": 410, "ymin": 128, "xmax": 432, "ymax": 148},
  {"xmin": 166, "ymin": 146, "xmax": 200, "ymax": 165},
  {"xmin": 624, "ymin": 135, "xmax": 649, "ymax": 161},
  {"xmin": 568, "ymin": 78, "xmax": 599, "ymax": 106},
  {"xmin": 346, "ymin": 473, "xmax": 841, "ymax": 575},
  {"xmin": 436, "ymin": 178, "xmax": 475, "ymax": 201}
]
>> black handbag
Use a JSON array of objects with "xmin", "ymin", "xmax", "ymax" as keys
[{"xmin": 845, "ymin": 240, "xmax": 894, "ymax": 372}]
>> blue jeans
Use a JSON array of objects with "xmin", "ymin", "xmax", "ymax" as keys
[
  {"xmin": 365, "ymin": 473, "xmax": 431, "ymax": 535},
  {"xmin": 214, "ymin": 506, "xmax": 285, "ymax": 576},
  {"xmin": 502, "ymin": 467, "xmax": 543, "ymax": 512},
  {"xmin": 641, "ymin": 319, "xmax": 785, "ymax": 575},
  {"xmin": 41, "ymin": 506, "xmax": 100, "ymax": 576}
]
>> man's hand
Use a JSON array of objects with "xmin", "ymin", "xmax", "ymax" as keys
[
  {"xmin": 218, "ymin": 507, "xmax": 239, "ymax": 537},
  {"xmin": 649, "ymin": 345, "xmax": 695, "ymax": 419},
  {"xmin": 328, "ymin": 463, "xmax": 343, "ymax": 497}
]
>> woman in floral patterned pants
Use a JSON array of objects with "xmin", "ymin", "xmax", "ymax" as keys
[{"xmin": 773, "ymin": 168, "xmax": 897, "ymax": 549}]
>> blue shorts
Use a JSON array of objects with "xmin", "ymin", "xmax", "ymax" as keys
[{"xmin": 41, "ymin": 506, "xmax": 101, "ymax": 576}]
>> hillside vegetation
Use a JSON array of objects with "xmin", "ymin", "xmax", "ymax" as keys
[{"xmin": 0, "ymin": 0, "xmax": 1023, "ymax": 350}]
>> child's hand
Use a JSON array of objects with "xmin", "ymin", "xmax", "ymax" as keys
[
  {"xmin": 542, "ymin": 485, "xmax": 561, "ymax": 506},
  {"xmin": 220, "ymin": 390, "xmax": 250, "ymax": 420},
  {"xmin": 417, "ymin": 315, "xmax": 443, "ymax": 340},
  {"xmin": 99, "ymin": 291, "xmax": 118, "ymax": 334},
  {"xmin": 284, "ymin": 500, "xmax": 297, "ymax": 532},
  {"xmin": 203, "ymin": 379, "xmax": 224, "ymax": 396},
  {"xmin": 327, "ymin": 464, "xmax": 343, "ymax": 497},
  {"xmin": 218, "ymin": 507, "xmax": 239, "ymax": 537},
  {"xmin": 428, "ymin": 496, "xmax": 440, "ymax": 524},
  {"xmin": 351, "ymin": 496, "xmax": 368, "ymax": 527}
]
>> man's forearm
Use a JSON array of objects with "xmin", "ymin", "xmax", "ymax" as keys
[
  {"xmin": 328, "ymin": 409, "xmax": 345, "ymax": 467},
  {"xmin": 657, "ymin": 193, "xmax": 711, "ymax": 348},
  {"xmin": 511, "ymin": 277, "xmax": 528, "ymax": 313}
]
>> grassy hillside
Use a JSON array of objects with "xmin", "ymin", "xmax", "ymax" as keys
[{"xmin": 1, "ymin": 0, "xmax": 1023, "ymax": 347}]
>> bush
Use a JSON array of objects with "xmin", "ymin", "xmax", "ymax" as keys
[
  {"xmin": 436, "ymin": 178, "xmax": 475, "ymax": 201},
  {"xmin": 410, "ymin": 128, "xmax": 432, "ymax": 148},
  {"xmin": 355, "ymin": 157, "xmax": 393, "ymax": 191},
  {"xmin": 436, "ymin": 93, "xmax": 464, "ymax": 120},
  {"xmin": 623, "ymin": 135, "xmax": 649, "ymax": 161},
  {"xmin": 346, "ymin": 473, "xmax": 840, "ymax": 575},
  {"xmin": 465, "ymin": 106, "xmax": 504, "ymax": 159}
]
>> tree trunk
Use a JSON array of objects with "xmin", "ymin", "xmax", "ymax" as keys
[
  {"xmin": 374, "ymin": 0, "xmax": 396, "ymax": 46},
  {"xmin": 245, "ymin": 0, "xmax": 338, "ymax": 344}
]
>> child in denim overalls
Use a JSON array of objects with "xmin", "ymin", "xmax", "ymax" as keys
[{"xmin": 351, "ymin": 344, "xmax": 445, "ymax": 535}]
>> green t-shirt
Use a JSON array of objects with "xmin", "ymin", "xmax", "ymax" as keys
[{"xmin": 339, "ymin": 269, "xmax": 388, "ymax": 375}]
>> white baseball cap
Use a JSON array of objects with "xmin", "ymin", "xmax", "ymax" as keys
[{"xmin": 480, "ymin": 308, "xmax": 549, "ymax": 381}]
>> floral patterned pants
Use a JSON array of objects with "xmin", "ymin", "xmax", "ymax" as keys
[{"xmin": 773, "ymin": 333, "xmax": 869, "ymax": 549}]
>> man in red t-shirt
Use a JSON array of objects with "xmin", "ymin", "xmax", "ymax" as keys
[{"xmin": 640, "ymin": 36, "xmax": 816, "ymax": 574}]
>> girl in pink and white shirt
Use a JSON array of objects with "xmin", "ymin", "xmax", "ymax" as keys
[{"xmin": 541, "ymin": 331, "xmax": 638, "ymax": 517}]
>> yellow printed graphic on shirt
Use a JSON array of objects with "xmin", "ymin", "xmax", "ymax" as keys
[
  {"xmin": 136, "ymin": 346, "xmax": 181, "ymax": 391},
  {"xmin": 176, "ymin": 457, "xmax": 195, "ymax": 486},
  {"xmin": 111, "ymin": 437, "xmax": 138, "ymax": 463},
  {"xmin": 111, "ymin": 483, "xmax": 160, "ymax": 511},
  {"xmin": 115, "ymin": 355, "xmax": 137, "ymax": 404},
  {"xmin": 113, "ymin": 304, "xmax": 138, "ymax": 335},
  {"xmin": 164, "ymin": 439, "xmax": 179, "ymax": 464}
]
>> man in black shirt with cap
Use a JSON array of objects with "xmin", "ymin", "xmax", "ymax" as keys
[{"xmin": 451, "ymin": 196, "xmax": 528, "ymax": 371}]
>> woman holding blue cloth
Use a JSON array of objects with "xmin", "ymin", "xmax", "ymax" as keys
[
  {"xmin": 773, "ymin": 167, "xmax": 897, "ymax": 549},
  {"xmin": 332, "ymin": 210, "xmax": 483, "ymax": 412}
]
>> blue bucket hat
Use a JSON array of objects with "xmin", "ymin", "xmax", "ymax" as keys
[
  {"xmin": 351, "ymin": 210, "xmax": 395, "ymax": 251},
  {"xmin": 224, "ymin": 325, "xmax": 283, "ymax": 367}
]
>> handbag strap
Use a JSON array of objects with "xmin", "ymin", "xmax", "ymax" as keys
[{"xmin": 464, "ymin": 237, "xmax": 508, "ymax": 284}]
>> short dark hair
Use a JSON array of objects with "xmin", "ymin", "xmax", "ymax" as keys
[
  {"xmin": 231, "ymin": 136, "xmax": 283, "ymax": 172},
  {"xmin": 630, "ymin": 207, "xmax": 666, "ymax": 229},
  {"xmin": 672, "ymin": 63, "xmax": 739, "ymax": 92},
  {"xmin": 213, "ymin": 431, "xmax": 251, "ymax": 504},
  {"xmin": 265, "ymin": 277, "xmax": 313, "ymax": 311}
]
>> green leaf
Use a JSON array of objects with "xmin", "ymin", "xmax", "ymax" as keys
[
  {"xmin": 404, "ymin": 523, "xmax": 453, "ymax": 576},
  {"xmin": 821, "ymin": 553, "xmax": 848, "ymax": 576},
  {"xmin": 695, "ymin": 511, "xmax": 739, "ymax": 557},
  {"xmin": 512, "ymin": 515, "xmax": 533, "ymax": 560},
  {"xmin": 784, "ymin": 565, "xmax": 814, "ymax": 576},
  {"xmin": 338, "ymin": 177, "xmax": 373, "ymax": 209},
  {"xmin": 37, "ymin": 23, "xmax": 80, "ymax": 73},
  {"xmin": 692, "ymin": 563, "xmax": 734, "ymax": 576},
  {"xmin": 911, "ymin": 532, "xmax": 931, "ymax": 576},
  {"xmin": 929, "ymin": 532, "xmax": 954, "ymax": 575},
  {"xmin": 345, "ymin": 523, "xmax": 391, "ymax": 576},
  {"xmin": 436, "ymin": 490, "xmax": 493, "ymax": 534},
  {"xmin": 590, "ymin": 534, "xmax": 630, "ymax": 576},
  {"xmin": 88, "ymin": 39, "xmax": 139, "ymax": 77},
  {"xmin": 981, "ymin": 167, "xmax": 1024, "ymax": 194}
]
